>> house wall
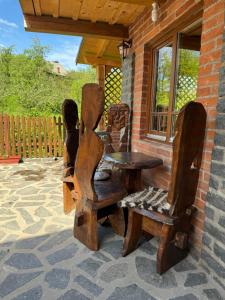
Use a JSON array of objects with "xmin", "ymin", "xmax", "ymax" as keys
[
  {"xmin": 126, "ymin": 0, "xmax": 225, "ymax": 257},
  {"xmin": 202, "ymin": 18, "xmax": 225, "ymax": 289}
]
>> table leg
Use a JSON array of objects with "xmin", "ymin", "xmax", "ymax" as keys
[{"xmin": 124, "ymin": 169, "xmax": 143, "ymax": 194}]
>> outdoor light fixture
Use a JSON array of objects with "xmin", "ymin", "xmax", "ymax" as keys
[
  {"xmin": 118, "ymin": 40, "xmax": 132, "ymax": 60},
  {"xmin": 151, "ymin": 1, "xmax": 159, "ymax": 23}
]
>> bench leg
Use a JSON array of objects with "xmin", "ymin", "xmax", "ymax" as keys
[
  {"xmin": 122, "ymin": 209, "xmax": 142, "ymax": 256},
  {"xmin": 157, "ymin": 224, "xmax": 188, "ymax": 274},
  {"xmin": 74, "ymin": 208, "xmax": 98, "ymax": 251},
  {"xmin": 63, "ymin": 183, "xmax": 75, "ymax": 214},
  {"xmin": 109, "ymin": 207, "xmax": 126, "ymax": 237}
]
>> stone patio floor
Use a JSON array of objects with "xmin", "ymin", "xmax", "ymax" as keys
[{"xmin": 0, "ymin": 158, "xmax": 224, "ymax": 300}]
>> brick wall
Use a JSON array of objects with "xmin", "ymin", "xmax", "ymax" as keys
[
  {"xmin": 127, "ymin": 0, "xmax": 225, "ymax": 256},
  {"xmin": 201, "ymin": 20, "xmax": 225, "ymax": 289}
]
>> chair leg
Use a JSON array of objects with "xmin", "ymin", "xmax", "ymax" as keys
[
  {"xmin": 157, "ymin": 224, "xmax": 188, "ymax": 274},
  {"xmin": 109, "ymin": 207, "xmax": 126, "ymax": 237},
  {"xmin": 122, "ymin": 209, "xmax": 142, "ymax": 256},
  {"xmin": 74, "ymin": 208, "xmax": 98, "ymax": 251}
]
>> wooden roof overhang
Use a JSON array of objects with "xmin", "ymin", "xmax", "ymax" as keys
[{"xmin": 19, "ymin": 0, "xmax": 153, "ymax": 67}]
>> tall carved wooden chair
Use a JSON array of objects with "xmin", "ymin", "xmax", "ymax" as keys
[
  {"xmin": 119, "ymin": 101, "xmax": 206, "ymax": 274},
  {"xmin": 73, "ymin": 83, "xmax": 127, "ymax": 251},
  {"xmin": 62, "ymin": 99, "xmax": 79, "ymax": 214}
]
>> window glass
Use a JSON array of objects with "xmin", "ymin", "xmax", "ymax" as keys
[
  {"xmin": 174, "ymin": 33, "xmax": 200, "ymax": 111},
  {"xmin": 154, "ymin": 44, "xmax": 173, "ymax": 112},
  {"xmin": 151, "ymin": 44, "xmax": 172, "ymax": 134}
]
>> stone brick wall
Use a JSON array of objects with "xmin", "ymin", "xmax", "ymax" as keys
[
  {"xmin": 202, "ymin": 25, "xmax": 225, "ymax": 289},
  {"xmin": 126, "ymin": 0, "xmax": 225, "ymax": 256}
]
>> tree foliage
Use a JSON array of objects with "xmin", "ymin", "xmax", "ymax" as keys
[{"xmin": 0, "ymin": 40, "xmax": 96, "ymax": 116}]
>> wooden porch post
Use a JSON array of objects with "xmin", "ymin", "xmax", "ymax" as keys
[{"xmin": 96, "ymin": 65, "xmax": 106, "ymax": 130}]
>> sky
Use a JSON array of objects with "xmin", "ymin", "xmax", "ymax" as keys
[{"xmin": 0, "ymin": 0, "xmax": 84, "ymax": 70}]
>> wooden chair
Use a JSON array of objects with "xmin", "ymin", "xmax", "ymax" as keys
[
  {"xmin": 119, "ymin": 101, "xmax": 206, "ymax": 274},
  {"xmin": 62, "ymin": 99, "xmax": 79, "ymax": 214},
  {"xmin": 73, "ymin": 83, "xmax": 127, "ymax": 251}
]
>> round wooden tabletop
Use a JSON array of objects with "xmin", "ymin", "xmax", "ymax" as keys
[{"xmin": 104, "ymin": 152, "xmax": 163, "ymax": 170}]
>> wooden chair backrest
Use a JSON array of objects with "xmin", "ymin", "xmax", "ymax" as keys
[
  {"xmin": 75, "ymin": 84, "xmax": 104, "ymax": 201},
  {"xmin": 62, "ymin": 99, "xmax": 79, "ymax": 169},
  {"xmin": 168, "ymin": 101, "xmax": 206, "ymax": 217}
]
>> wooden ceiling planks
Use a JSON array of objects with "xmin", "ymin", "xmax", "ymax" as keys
[
  {"xmin": 32, "ymin": 0, "xmax": 42, "ymax": 16},
  {"xmin": 19, "ymin": 0, "xmax": 35, "ymax": 15},
  {"xmin": 76, "ymin": 38, "xmax": 121, "ymax": 67},
  {"xmin": 21, "ymin": 0, "xmax": 146, "ymax": 26},
  {"xmin": 111, "ymin": 0, "xmax": 152, "ymax": 6}
]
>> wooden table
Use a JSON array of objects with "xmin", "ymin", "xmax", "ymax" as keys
[{"xmin": 104, "ymin": 152, "xmax": 163, "ymax": 194}]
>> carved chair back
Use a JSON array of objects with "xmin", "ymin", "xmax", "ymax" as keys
[
  {"xmin": 62, "ymin": 99, "xmax": 79, "ymax": 176},
  {"xmin": 168, "ymin": 101, "xmax": 206, "ymax": 217},
  {"xmin": 75, "ymin": 84, "xmax": 105, "ymax": 201},
  {"xmin": 106, "ymin": 103, "xmax": 129, "ymax": 152}
]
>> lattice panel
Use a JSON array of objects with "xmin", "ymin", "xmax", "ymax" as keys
[
  {"xmin": 104, "ymin": 67, "xmax": 122, "ymax": 125},
  {"xmin": 175, "ymin": 75, "xmax": 198, "ymax": 111}
]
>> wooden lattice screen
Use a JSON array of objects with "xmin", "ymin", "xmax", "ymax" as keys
[{"xmin": 104, "ymin": 67, "xmax": 122, "ymax": 125}]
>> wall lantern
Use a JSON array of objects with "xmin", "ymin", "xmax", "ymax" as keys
[
  {"xmin": 151, "ymin": 1, "xmax": 159, "ymax": 23},
  {"xmin": 118, "ymin": 40, "xmax": 132, "ymax": 60}
]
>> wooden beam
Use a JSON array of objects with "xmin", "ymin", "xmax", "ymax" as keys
[
  {"xmin": 83, "ymin": 53, "xmax": 121, "ymax": 67},
  {"xmin": 24, "ymin": 14, "xmax": 129, "ymax": 40},
  {"xmin": 111, "ymin": 0, "xmax": 152, "ymax": 6}
]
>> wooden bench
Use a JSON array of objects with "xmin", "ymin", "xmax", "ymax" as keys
[
  {"xmin": 62, "ymin": 99, "xmax": 79, "ymax": 214},
  {"xmin": 73, "ymin": 83, "xmax": 127, "ymax": 251},
  {"xmin": 119, "ymin": 101, "xmax": 207, "ymax": 274}
]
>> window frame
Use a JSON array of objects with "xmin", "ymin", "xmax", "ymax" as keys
[{"xmin": 146, "ymin": 18, "xmax": 202, "ymax": 144}]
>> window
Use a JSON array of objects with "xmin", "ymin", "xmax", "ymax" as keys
[{"xmin": 148, "ymin": 21, "xmax": 202, "ymax": 142}]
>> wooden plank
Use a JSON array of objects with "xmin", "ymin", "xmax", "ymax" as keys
[
  {"xmin": 11, "ymin": 116, "xmax": 16, "ymax": 156},
  {"xmin": 48, "ymin": 117, "xmax": 52, "ymax": 157},
  {"xmin": 72, "ymin": 0, "xmax": 83, "ymax": 20},
  {"xmin": 43, "ymin": 117, "xmax": 48, "ymax": 157},
  {"xmin": 32, "ymin": 117, "xmax": 37, "ymax": 157},
  {"xmin": 16, "ymin": 116, "xmax": 21, "ymax": 158},
  {"xmin": 58, "ymin": 116, "xmax": 62, "ymax": 157},
  {"xmin": 96, "ymin": 40, "xmax": 110, "ymax": 58},
  {"xmin": 111, "ymin": 0, "xmax": 152, "ymax": 6},
  {"xmin": 19, "ymin": 0, "xmax": 35, "ymax": 14},
  {"xmin": 3, "ymin": 115, "xmax": 10, "ymax": 157},
  {"xmin": 38, "ymin": 117, "xmax": 42, "ymax": 157},
  {"xmin": 22, "ymin": 116, "xmax": 27, "ymax": 158},
  {"xmin": 91, "ymin": 0, "xmax": 107, "ymax": 22},
  {"xmin": 53, "ymin": 116, "xmax": 57, "ymax": 157},
  {"xmin": 32, "ymin": 0, "xmax": 42, "ymax": 16},
  {"xmin": 52, "ymin": 0, "xmax": 60, "ymax": 18},
  {"xmin": 24, "ymin": 14, "xmax": 129, "ymax": 40},
  {"xmin": 0, "ymin": 114, "xmax": 4, "ymax": 156},
  {"xmin": 27, "ymin": 116, "xmax": 32, "ymax": 157}
]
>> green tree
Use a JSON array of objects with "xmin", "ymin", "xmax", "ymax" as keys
[{"xmin": 0, "ymin": 40, "xmax": 96, "ymax": 116}]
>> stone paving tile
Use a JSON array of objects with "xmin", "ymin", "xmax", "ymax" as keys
[{"xmin": 0, "ymin": 158, "xmax": 224, "ymax": 300}]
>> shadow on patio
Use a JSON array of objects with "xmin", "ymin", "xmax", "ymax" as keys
[{"xmin": 0, "ymin": 158, "xmax": 223, "ymax": 300}]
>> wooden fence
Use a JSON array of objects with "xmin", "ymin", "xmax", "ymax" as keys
[{"xmin": 0, "ymin": 115, "xmax": 64, "ymax": 159}]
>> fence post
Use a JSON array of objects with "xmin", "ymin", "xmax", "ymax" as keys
[
  {"xmin": 4, "ymin": 115, "xmax": 10, "ymax": 157},
  {"xmin": 0, "ymin": 114, "xmax": 4, "ymax": 157},
  {"xmin": 22, "ymin": 116, "xmax": 27, "ymax": 158},
  {"xmin": 38, "ymin": 117, "xmax": 42, "ymax": 158},
  {"xmin": 11, "ymin": 116, "xmax": 16, "ymax": 156}
]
